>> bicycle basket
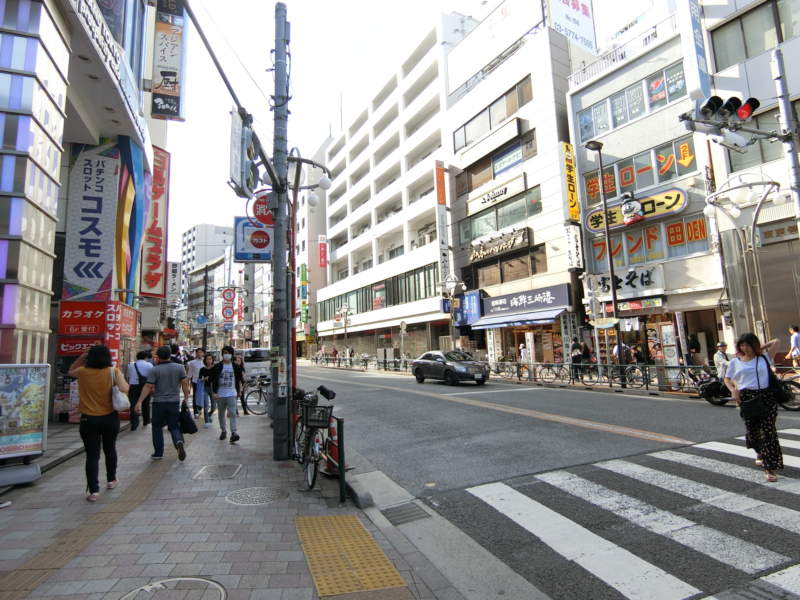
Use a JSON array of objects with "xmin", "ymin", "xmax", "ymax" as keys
[{"xmin": 302, "ymin": 403, "xmax": 333, "ymax": 428}]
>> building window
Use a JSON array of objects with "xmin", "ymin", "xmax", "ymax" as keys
[
  {"xmin": 728, "ymin": 100, "xmax": 800, "ymax": 171},
  {"xmin": 712, "ymin": 0, "xmax": 786, "ymax": 71},
  {"xmin": 500, "ymin": 253, "xmax": 529, "ymax": 282},
  {"xmin": 301, "ymin": 240, "xmax": 306, "ymax": 251},
  {"xmin": 388, "ymin": 246, "xmax": 405, "ymax": 259},
  {"xmin": 578, "ymin": 62, "xmax": 686, "ymax": 143},
  {"xmin": 459, "ymin": 186, "xmax": 541, "ymax": 244},
  {"xmin": 453, "ymin": 76, "xmax": 533, "ymax": 152},
  {"xmin": 477, "ymin": 262, "xmax": 500, "ymax": 287}
]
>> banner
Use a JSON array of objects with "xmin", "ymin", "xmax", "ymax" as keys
[
  {"xmin": 549, "ymin": 0, "xmax": 597, "ymax": 54},
  {"xmin": 62, "ymin": 146, "xmax": 120, "ymax": 301},
  {"xmin": 140, "ymin": 147, "xmax": 170, "ymax": 297},
  {"xmin": 0, "ymin": 365, "xmax": 50, "ymax": 459},
  {"xmin": 318, "ymin": 235, "xmax": 328, "ymax": 268},
  {"xmin": 561, "ymin": 142, "xmax": 580, "ymax": 222},
  {"xmin": 152, "ymin": 0, "xmax": 187, "ymax": 120}
]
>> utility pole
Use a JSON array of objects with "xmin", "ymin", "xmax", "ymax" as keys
[
  {"xmin": 270, "ymin": 2, "xmax": 290, "ymax": 460},
  {"xmin": 202, "ymin": 265, "xmax": 209, "ymax": 350},
  {"xmin": 771, "ymin": 47, "xmax": 800, "ymax": 242}
]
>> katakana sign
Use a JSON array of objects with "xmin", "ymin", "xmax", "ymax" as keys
[
  {"xmin": 561, "ymin": 142, "xmax": 581, "ymax": 222},
  {"xmin": 584, "ymin": 188, "xmax": 687, "ymax": 233},
  {"xmin": 234, "ymin": 216, "xmax": 273, "ymax": 262},
  {"xmin": 58, "ymin": 301, "xmax": 107, "ymax": 335},
  {"xmin": 483, "ymin": 284, "xmax": 570, "ymax": 316},
  {"xmin": 140, "ymin": 147, "xmax": 170, "ymax": 298},
  {"xmin": 151, "ymin": 0, "xmax": 187, "ymax": 120},
  {"xmin": 62, "ymin": 146, "xmax": 120, "ymax": 300}
]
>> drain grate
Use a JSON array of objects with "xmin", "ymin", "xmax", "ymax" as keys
[
  {"xmin": 381, "ymin": 502, "xmax": 430, "ymax": 526},
  {"xmin": 192, "ymin": 464, "xmax": 242, "ymax": 480},
  {"xmin": 225, "ymin": 486, "xmax": 289, "ymax": 506}
]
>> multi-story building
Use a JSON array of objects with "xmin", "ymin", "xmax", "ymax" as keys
[
  {"xmin": 701, "ymin": 0, "xmax": 800, "ymax": 354},
  {"xmin": 180, "ymin": 224, "xmax": 233, "ymax": 301},
  {"xmin": 315, "ymin": 13, "xmax": 475, "ymax": 358},
  {"xmin": 567, "ymin": 3, "xmax": 725, "ymax": 364}
]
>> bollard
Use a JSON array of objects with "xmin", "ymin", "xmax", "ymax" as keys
[{"xmin": 337, "ymin": 417, "xmax": 346, "ymax": 504}]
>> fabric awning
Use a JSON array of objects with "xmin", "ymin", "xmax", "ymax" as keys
[{"xmin": 471, "ymin": 308, "xmax": 566, "ymax": 330}]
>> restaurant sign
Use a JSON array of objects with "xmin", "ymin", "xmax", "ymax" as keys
[
  {"xmin": 483, "ymin": 283, "xmax": 570, "ymax": 316},
  {"xmin": 467, "ymin": 174, "xmax": 526, "ymax": 216},
  {"xmin": 469, "ymin": 228, "xmax": 529, "ymax": 262},
  {"xmin": 584, "ymin": 188, "xmax": 688, "ymax": 232},
  {"xmin": 593, "ymin": 264, "xmax": 665, "ymax": 302}
]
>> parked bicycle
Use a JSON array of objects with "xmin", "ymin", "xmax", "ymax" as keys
[
  {"xmin": 292, "ymin": 385, "xmax": 336, "ymax": 489},
  {"xmin": 243, "ymin": 375, "xmax": 270, "ymax": 415}
]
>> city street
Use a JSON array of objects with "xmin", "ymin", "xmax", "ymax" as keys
[{"xmin": 298, "ymin": 364, "xmax": 800, "ymax": 600}]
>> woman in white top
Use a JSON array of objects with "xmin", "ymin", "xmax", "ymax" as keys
[{"xmin": 724, "ymin": 333, "xmax": 783, "ymax": 482}]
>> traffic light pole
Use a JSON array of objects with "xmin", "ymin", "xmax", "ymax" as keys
[
  {"xmin": 270, "ymin": 2, "xmax": 290, "ymax": 461},
  {"xmin": 771, "ymin": 47, "xmax": 800, "ymax": 242}
]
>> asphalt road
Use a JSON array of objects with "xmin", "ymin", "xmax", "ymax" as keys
[{"xmin": 297, "ymin": 364, "xmax": 800, "ymax": 600}]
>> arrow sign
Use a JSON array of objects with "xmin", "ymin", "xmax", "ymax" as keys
[{"xmin": 73, "ymin": 261, "xmax": 105, "ymax": 278}]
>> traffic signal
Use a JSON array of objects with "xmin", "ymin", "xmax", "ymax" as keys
[
  {"xmin": 737, "ymin": 98, "xmax": 761, "ymax": 121},
  {"xmin": 240, "ymin": 125, "xmax": 259, "ymax": 198},
  {"xmin": 698, "ymin": 95, "xmax": 760, "ymax": 122},
  {"xmin": 699, "ymin": 96, "xmax": 722, "ymax": 118}
]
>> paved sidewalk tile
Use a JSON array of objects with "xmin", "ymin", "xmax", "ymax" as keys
[{"xmin": 0, "ymin": 409, "xmax": 465, "ymax": 600}]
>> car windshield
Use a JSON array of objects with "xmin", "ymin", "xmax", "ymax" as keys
[
  {"xmin": 444, "ymin": 351, "xmax": 473, "ymax": 361},
  {"xmin": 244, "ymin": 350, "xmax": 270, "ymax": 362}
]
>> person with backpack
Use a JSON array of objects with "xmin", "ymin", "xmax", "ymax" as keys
[{"xmin": 126, "ymin": 351, "xmax": 153, "ymax": 431}]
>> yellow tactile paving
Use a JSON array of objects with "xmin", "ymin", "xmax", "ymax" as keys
[{"xmin": 296, "ymin": 515, "xmax": 408, "ymax": 597}]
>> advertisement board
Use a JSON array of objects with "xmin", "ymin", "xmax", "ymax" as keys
[
  {"xmin": 561, "ymin": 142, "xmax": 581, "ymax": 222},
  {"xmin": 140, "ymin": 146, "xmax": 170, "ymax": 298},
  {"xmin": 318, "ymin": 235, "xmax": 328, "ymax": 268},
  {"xmin": 58, "ymin": 301, "xmax": 107, "ymax": 335},
  {"xmin": 584, "ymin": 188, "xmax": 688, "ymax": 232},
  {"xmin": 234, "ymin": 216, "xmax": 273, "ymax": 262},
  {"xmin": 152, "ymin": 0, "xmax": 188, "ymax": 120},
  {"xmin": 0, "ymin": 365, "xmax": 50, "ymax": 459},
  {"xmin": 548, "ymin": 0, "xmax": 597, "ymax": 54}
]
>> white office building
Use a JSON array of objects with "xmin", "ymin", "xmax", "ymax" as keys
[{"xmin": 180, "ymin": 224, "xmax": 233, "ymax": 302}]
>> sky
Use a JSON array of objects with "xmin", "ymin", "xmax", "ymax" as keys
[{"xmin": 165, "ymin": 0, "xmax": 627, "ymax": 262}]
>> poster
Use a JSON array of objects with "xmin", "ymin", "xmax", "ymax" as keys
[
  {"xmin": 152, "ymin": 0, "xmax": 188, "ymax": 120},
  {"xmin": 0, "ymin": 365, "xmax": 50, "ymax": 459}
]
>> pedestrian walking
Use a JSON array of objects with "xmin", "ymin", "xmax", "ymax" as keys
[
  {"xmin": 186, "ymin": 348, "xmax": 205, "ymax": 417},
  {"xmin": 68, "ymin": 344, "xmax": 128, "ymax": 502},
  {"xmin": 126, "ymin": 351, "xmax": 153, "ymax": 431},
  {"xmin": 724, "ymin": 333, "xmax": 783, "ymax": 482},
  {"xmin": 570, "ymin": 337, "xmax": 582, "ymax": 381},
  {"xmin": 786, "ymin": 325, "xmax": 800, "ymax": 368},
  {"xmin": 199, "ymin": 354, "xmax": 217, "ymax": 426},
  {"xmin": 135, "ymin": 345, "xmax": 190, "ymax": 462},
  {"xmin": 713, "ymin": 341, "xmax": 730, "ymax": 379},
  {"xmin": 208, "ymin": 346, "xmax": 245, "ymax": 443}
]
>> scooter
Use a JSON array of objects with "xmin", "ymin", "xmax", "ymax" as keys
[{"xmin": 687, "ymin": 369, "xmax": 731, "ymax": 406}]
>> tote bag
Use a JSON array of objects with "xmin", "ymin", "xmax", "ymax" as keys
[{"xmin": 110, "ymin": 368, "xmax": 130, "ymax": 412}]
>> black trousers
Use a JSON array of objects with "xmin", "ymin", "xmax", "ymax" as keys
[
  {"xmin": 128, "ymin": 385, "xmax": 150, "ymax": 430},
  {"xmin": 79, "ymin": 412, "xmax": 119, "ymax": 493}
]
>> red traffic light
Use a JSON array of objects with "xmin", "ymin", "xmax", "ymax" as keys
[{"xmin": 736, "ymin": 97, "xmax": 761, "ymax": 120}]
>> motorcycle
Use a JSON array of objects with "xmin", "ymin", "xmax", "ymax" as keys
[{"xmin": 687, "ymin": 368, "xmax": 731, "ymax": 406}]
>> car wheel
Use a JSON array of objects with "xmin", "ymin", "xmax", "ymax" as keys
[
  {"xmin": 415, "ymin": 369, "xmax": 425, "ymax": 383},
  {"xmin": 445, "ymin": 371, "xmax": 458, "ymax": 386},
  {"xmin": 475, "ymin": 378, "xmax": 486, "ymax": 386}
]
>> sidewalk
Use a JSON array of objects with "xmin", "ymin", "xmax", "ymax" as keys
[{"xmin": 0, "ymin": 411, "xmax": 467, "ymax": 600}]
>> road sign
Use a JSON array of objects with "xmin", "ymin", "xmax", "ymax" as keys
[
  {"xmin": 223, "ymin": 323, "xmax": 233, "ymax": 331},
  {"xmin": 222, "ymin": 288, "xmax": 235, "ymax": 302},
  {"xmin": 222, "ymin": 306, "xmax": 235, "ymax": 320},
  {"xmin": 196, "ymin": 315, "xmax": 207, "ymax": 325},
  {"xmin": 234, "ymin": 216, "xmax": 273, "ymax": 262},
  {"xmin": 252, "ymin": 193, "xmax": 274, "ymax": 225}
]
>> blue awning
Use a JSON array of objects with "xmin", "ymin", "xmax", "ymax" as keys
[{"xmin": 471, "ymin": 308, "xmax": 566, "ymax": 330}]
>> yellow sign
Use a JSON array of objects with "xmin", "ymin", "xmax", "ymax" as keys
[
  {"xmin": 584, "ymin": 188, "xmax": 687, "ymax": 233},
  {"xmin": 562, "ymin": 142, "xmax": 580, "ymax": 222}
]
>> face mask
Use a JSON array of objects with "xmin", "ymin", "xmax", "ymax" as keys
[{"xmin": 222, "ymin": 353, "xmax": 232, "ymax": 361}]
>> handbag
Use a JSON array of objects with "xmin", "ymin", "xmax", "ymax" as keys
[
  {"xmin": 766, "ymin": 357, "xmax": 790, "ymax": 404},
  {"xmin": 110, "ymin": 368, "xmax": 130, "ymax": 412},
  {"xmin": 739, "ymin": 357, "xmax": 776, "ymax": 419},
  {"xmin": 179, "ymin": 403, "xmax": 198, "ymax": 434}
]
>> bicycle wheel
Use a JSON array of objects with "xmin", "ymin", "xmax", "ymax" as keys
[
  {"xmin": 779, "ymin": 380, "xmax": 800, "ymax": 411},
  {"xmin": 538, "ymin": 366, "xmax": 557, "ymax": 383},
  {"xmin": 245, "ymin": 389, "xmax": 268, "ymax": 415},
  {"xmin": 626, "ymin": 366, "xmax": 645, "ymax": 388},
  {"xmin": 304, "ymin": 429, "xmax": 322, "ymax": 489},
  {"xmin": 580, "ymin": 365, "xmax": 599, "ymax": 385},
  {"xmin": 518, "ymin": 364, "xmax": 529, "ymax": 380},
  {"xmin": 293, "ymin": 419, "xmax": 305, "ymax": 461}
]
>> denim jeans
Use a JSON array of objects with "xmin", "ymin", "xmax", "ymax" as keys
[
  {"xmin": 79, "ymin": 412, "xmax": 119, "ymax": 493},
  {"xmin": 217, "ymin": 395, "xmax": 238, "ymax": 433},
  {"xmin": 151, "ymin": 402, "xmax": 183, "ymax": 456},
  {"xmin": 198, "ymin": 381, "xmax": 213, "ymax": 424}
]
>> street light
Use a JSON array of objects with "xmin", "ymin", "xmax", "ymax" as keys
[{"xmin": 584, "ymin": 140, "xmax": 624, "ymax": 372}]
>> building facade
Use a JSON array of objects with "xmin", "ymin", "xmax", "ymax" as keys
[{"xmin": 180, "ymin": 223, "xmax": 233, "ymax": 302}]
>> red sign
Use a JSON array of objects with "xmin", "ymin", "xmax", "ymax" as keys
[
  {"xmin": 237, "ymin": 296, "xmax": 244, "ymax": 320},
  {"xmin": 222, "ymin": 306, "xmax": 235, "ymax": 321},
  {"xmin": 252, "ymin": 193, "xmax": 274, "ymax": 225},
  {"xmin": 140, "ymin": 146, "xmax": 170, "ymax": 297},
  {"xmin": 251, "ymin": 229, "xmax": 270, "ymax": 249},
  {"xmin": 57, "ymin": 337, "xmax": 104, "ymax": 356},
  {"xmin": 58, "ymin": 301, "xmax": 107, "ymax": 335},
  {"xmin": 222, "ymin": 288, "xmax": 235, "ymax": 302},
  {"xmin": 319, "ymin": 241, "xmax": 327, "ymax": 268}
]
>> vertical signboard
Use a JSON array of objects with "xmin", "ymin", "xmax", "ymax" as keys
[
  {"xmin": 0, "ymin": 365, "xmax": 50, "ymax": 459},
  {"xmin": 140, "ymin": 147, "xmax": 170, "ymax": 297},
  {"xmin": 318, "ymin": 235, "xmax": 328, "ymax": 268},
  {"xmin": 62, "ymin": 145, "xmax": 120, "ymax": 301},
  {"xmin": 167, "ymin": 262, "xmax": 181, "ymax": 306},
  {"xmin": 561, "ymin": 142, "xmax": 581, "ymax": 223},
  {"xmin": 678, "ymin": 0, "xmax": 711, "ymax": 100},
  {"xmin": 434, "ymin": 160, "xmax": 450, "ymax": 282},
  {"xmin": 565, "ymin": 223, "xmax": 584, "ymax": 270},
  {"xmin": 152, "ymin": 0, "xmax": 188, "ymax": 120},
  {"xmin": 548, "ymin": 0, "xmax": 597, "ymax": 54}
]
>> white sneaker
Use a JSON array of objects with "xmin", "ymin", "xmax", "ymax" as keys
[{"xmin": 203, "ymin": 422, "xmax": 210, "ymax": 429}]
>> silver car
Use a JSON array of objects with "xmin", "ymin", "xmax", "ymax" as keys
[{"xmin": 412, "ymin": 351, "xmax": 488, "ymax": 386}]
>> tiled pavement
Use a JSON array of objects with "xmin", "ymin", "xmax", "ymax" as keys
[{"xmin": 0, "ymin": 412, "xmax": 466, "ymax": 600}]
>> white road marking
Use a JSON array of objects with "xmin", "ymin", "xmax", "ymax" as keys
[
  {"xmin": 535, "ymin": 470, "xmax": 788, "ymax": 573},
  {"xmin": 693, "ymin": 441, "xmax": 800, "ymax": 468},
  {"xmin": 651, "ymin": 450, "xmax": 800, "ymax": 494},
  {"xmin": 441, "ymin": 387, "xmax": 543, "ymax": 396},
  {"xmin": 737, "ymin": 435, "xmax": 800, "ymax": 450},
  {"xmin": 467, "ymin": 482, "xmax": 701, "ymax": 600},
  {"xmin": 762, "ymin": 563, "xmax": 800, "ymax": 594},
  {"xmin": 778, "ymin": 428, "xmax": 800, "ymax": 436},
  {"xmin": 597, "ymin": 459, "xmax": 800, "ymax": 534}
]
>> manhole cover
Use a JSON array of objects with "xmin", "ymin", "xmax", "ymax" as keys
[
  {"xmin": 193, "ymin": 464, "xmax": 242, "ymax": 480},
  {"xmin": 381, "ymin": 502, "xmax": 430, "ymax": 526},
  {"xmin": 225, "ymin": 486, "xmax": 289, "ymax": 505},
  {"xmin": 119, "ymin": 577, "xmax": 226, "ymax": 599}
]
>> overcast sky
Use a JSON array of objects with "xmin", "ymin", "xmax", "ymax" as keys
[{"xmin": 165, "ymin": 0, "xmax": 625, "ymax": 262}]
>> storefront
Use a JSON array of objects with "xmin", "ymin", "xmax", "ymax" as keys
[{"xmin": 470, "ymin": 283, "xmax": 574, "ymax": 363}]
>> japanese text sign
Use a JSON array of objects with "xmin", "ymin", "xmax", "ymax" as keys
[
  {"xmin": 58, "ymin": 301, "xmax": 107, "ymax": 335},
  {"xmin": 453, "ymin": 291, "xmax": 483, "ymax": 326},
  {"xmin": 584, "ymin": 188, "xmax": 687, "ymax": 232},
  {"xmin": 319, "ymin": 235, "xmax": 328, "ymax": 268},
  {"xmin": 561, "ymin": 142, "xmax": 581, "ymax": 222},
  {"xmin": 593, "ymin": 264, "xmax": 665, "ymax": 302},
  {"xmin": 483, "ymin": 284, "xmax": 570, "ymax": 316},
  {"xmin": 234, "ymin": 216, "xmax": 273, "ymax": 262},
  {"xmin": 152, "ymin": 0, "xmax": 187, "ymax": 120},
  {"xmin": 549, "ymin": 0, "xmax": 597, "ymax": 54},
  {"xmin": 140, "ymin": 147, "xmax": 170, "ymax": 298},
  {"xmin": 57, "ymin": 337, "xmax": 104, "ymax": 356}
]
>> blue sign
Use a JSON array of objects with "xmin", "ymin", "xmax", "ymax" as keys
[
  {"xmin": 223, "ymin": 323, "xmax": 233, "ymax": 331},
  {"xmin": 234, "ymin": 216, "xmax": 273, "ymax": 263},
  {"xmin": 196, "ymin": 315, "xmax": 206, "ymax": 325},
  {"xmin": 680, "ymin": 0, "xmax": 711, "ymax": 100},
  {"xmin": 453, "ymin": 291, "xmax": 483, "ymax": 326}
]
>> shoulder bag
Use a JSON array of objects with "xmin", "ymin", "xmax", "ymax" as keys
[
  {"xmin": 765, "ymin": 356, "xmax": 790, "ymax": 405},
  {"xmin": 110, "ymin": 368, "xmax": 130, "ymax": 412},
  {"xmin": 179, "ymin": 402, "xmax": 198, "ymax": 434}
]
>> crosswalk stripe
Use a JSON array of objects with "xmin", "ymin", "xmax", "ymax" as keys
[
  {"xmin": 651, "ymin": 450, "xmax": 800, "ymax": 495},
  {"xmin": 467, "ymin": 482, "xmax": 701, "ymax": 600},
  {"xmin": 737, "ymin": 435, "xmax": 800, "ymax": 450},
  {"xmin": 778, "ymin": 428, "xmax": 800, "ymax": 436},
  {"xmin": 694, "ymin": 441, "xmax": 800, "ymax": 468},
  {"xmin": 597, "ymin": 459, "xmax": 800, "ymax": 535},
  {"xmin": 536, "ymin": 470, "xmax": 788, "ymax": 573},
  {"xmin": 762, "ymin": 563, "xmax": 800, "ymax": 594}
]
